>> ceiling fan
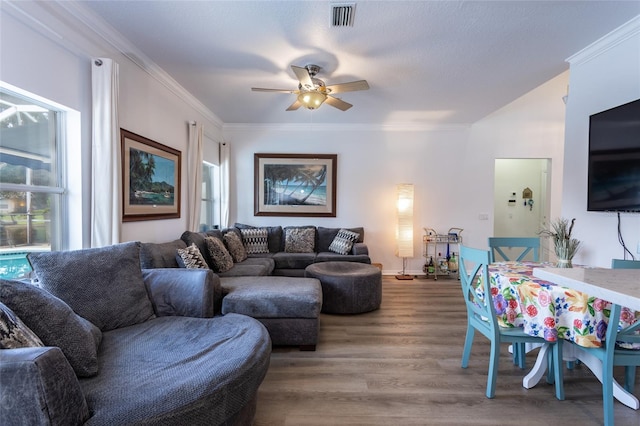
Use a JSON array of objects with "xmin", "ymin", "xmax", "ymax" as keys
[{"xmin": 251, "ymin": 64, "xmax": 369, "ymax": 111}]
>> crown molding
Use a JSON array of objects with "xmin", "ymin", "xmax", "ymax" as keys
[
  {"xmin": 566, "ymin": 15, "xmax": 640, "ymax": 67},
  {"xmin": 6, "ymin": 0, "xmax": 223, "ymax": 129}
]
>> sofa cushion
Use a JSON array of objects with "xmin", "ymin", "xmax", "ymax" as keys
[
  {"xmin": 284, "ymin": 227, "xmax": 315, "ymax": 253},
  {"xmin": 0, "ymin": 301, "xmax": 44, "ymax": 349},
  {"xmin": 0, "ymin": 278, "xmax": 102, "ymax": 377},
  {"xmin": 77, "ymin": 314, "xmax": 271, "ymax": 426},
  {"xmin": 28, "ymin": 241, "xmax": 155, "ymax": 332},
  {"xmin": 205, "ymin": 237, "xmax": 234, "ymax": 273},
  {"xmin": 240, "ymin": 228, "xmax": 269, "ymax": 254},
  {"xmin": 220, "ymin": 276, "xmax": 322, "ymax": 319},
  {"xmin": 176, "ymin": 243, "xmax": 209, "ymax": 269},
  {"xmin": 223, "ymin": 231, "xmax": 248, "ymax": 263},
  {"xmin": 317, "ymin": 227, "xmax": 365, "ymax": 252},
  {"xmin": 216, "ymin": 257, "xmax": 276, "ymax": 277},
  {"xmin": 272, "ymin": 252, "xmax": 317, "ymax": 270},
  {"xmin": 140, "ymin": 239, "xmax": 187, "ymax": 268},
  {"xmin": 235, "ymin": 223, "xmax": 282, "ymax": 253},
  {"xmin": 328, "ymin": 228, "xmax": 360, "ymax": 255}
]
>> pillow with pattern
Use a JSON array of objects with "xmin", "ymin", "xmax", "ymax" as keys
[
  {"xmin": 284, "ymin": 227, "xmax": 316, "ymax": 253},
  {"xmin": 205, "ymin": 237, "xmax": 234, "ymax": 273},
  {"xmin": 328, "ymin": 229, "xmax": 360, "ymax": 255},
  {"xmin": 223, "ymin": 231, "xmax": 248, "ymax": 263},
  {"xmin": 176, "ymin": 243, "xmax": 209, "ymax": 269},
  {"xmin": 0, "ymin": 301, "xmax": 44, "ymax": 349},
  {"xmin": 240, "ymin": 228, "xmax": 269, "ymax": 254}
]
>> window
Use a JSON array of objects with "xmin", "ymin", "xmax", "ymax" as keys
[
  {"xmin": 0, "ymin": 86, "xmax": 66, "ymax": 278},
  {"xmin": 200, "ymin": 162, "xmax": 221, "ymax": 230}
]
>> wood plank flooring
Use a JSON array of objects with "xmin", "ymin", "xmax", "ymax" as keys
[{"xmin": 254, "ymin": 276, "xmax": 640, "ymax": 426}]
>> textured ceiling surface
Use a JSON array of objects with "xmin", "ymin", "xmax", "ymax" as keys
[{"xmin": 79, "ymin": 1, "xmax": 639, "ymax": 125}]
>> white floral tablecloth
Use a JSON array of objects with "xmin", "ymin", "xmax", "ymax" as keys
[{"xmin": 483, "ymin": 262, "xmax": 639, "ymax": 348}]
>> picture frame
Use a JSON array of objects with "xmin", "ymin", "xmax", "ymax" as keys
[
  {"xmin": 254, "ymin": 153, "xmax": 337, "ymax": 217},
  {"xmin": 121, "ymin": 129, "xmax": 181, "ymax": 222}
]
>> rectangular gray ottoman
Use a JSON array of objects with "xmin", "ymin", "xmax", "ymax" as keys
[{"xmin": 219, "ymin": 276, "xmax": 323, "ymax": 351}]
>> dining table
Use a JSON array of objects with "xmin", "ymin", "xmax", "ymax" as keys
[{"xmin": 484, "ymin": 261, "xmax": 640, "ymax": 409}]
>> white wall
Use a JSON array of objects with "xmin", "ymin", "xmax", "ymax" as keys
[
  {"xmin": 224, "ymin": 69, "xmax": 568, "ymax": 275},
  {"xmin": 562, "ymin": 16, "xmax": 640, "ymax": 267},
  {"xmin": 0, "ymin": 2, "xmax": 224, "ymax": 247}
]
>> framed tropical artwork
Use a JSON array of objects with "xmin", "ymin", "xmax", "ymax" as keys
[
  {"xmin": 254, "ymin": 153, "xmax": 337, "ymax": 217},
  {"xmin": 121, "ymin": 129, "xmax": 181, "ymax": 222}
]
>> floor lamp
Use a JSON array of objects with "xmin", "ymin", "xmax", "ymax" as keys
[{"xmin": 396, "ymin": 183, "xmax": 414, "ymax": 280}]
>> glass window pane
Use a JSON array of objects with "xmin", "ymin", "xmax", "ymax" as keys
[{"xmin": 0, "ymin": 91, "xmax": 56, "ymax": 186}]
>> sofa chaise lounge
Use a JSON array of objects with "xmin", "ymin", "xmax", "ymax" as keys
[{"xmin": 0, "ymin": 242, "xmax": 271, "ymax": 425}]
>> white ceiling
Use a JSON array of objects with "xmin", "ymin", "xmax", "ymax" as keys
[{"xmin": 79, "ymin": 1, "xmax": 639, "ymax": 126}]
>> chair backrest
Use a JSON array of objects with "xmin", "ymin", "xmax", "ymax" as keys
[
  {"xmin": 611, "ymin": 259, "xmax": 640, "ymax": 269},
  {"xmin": 459, "ymin": 245, "xmax": 498, "ymax": 336},
  {"xmin": 488, "ymin": 237, "xmax": 540, "ymax": 263}
]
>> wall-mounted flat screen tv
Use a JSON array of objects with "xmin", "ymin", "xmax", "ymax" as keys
[{"xmin": 587, "ymin": 98, "xmax": 640, "ymax": 212}]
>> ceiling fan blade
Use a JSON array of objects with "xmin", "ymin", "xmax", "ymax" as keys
[
  {"xmin": 325, "ymin": 96, "xmax": 352, "ymax": 111},
  {"xmin": 291, "ymin": 65, "xmax": 314, "ymax": 90},
  {"xmin": 286, "ymin": 99, "xmax": 302, "ymax": 111},
  {"xmin": 251, "ymin": 87, "xmax": 298, "ymax": 94},
  {"xmin": 325, "ymin": 80, "xmax": 369, "ymax": 94}
]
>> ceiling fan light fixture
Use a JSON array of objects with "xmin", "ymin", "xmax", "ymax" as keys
[{"xmin": 298, "ymin": 91, "xmax": 327, "ymax": 109}]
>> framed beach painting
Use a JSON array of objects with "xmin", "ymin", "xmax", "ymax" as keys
[
  {"xmin": 121, "ymin": 129, "xmax": 181, "ymax": 222},
  {"xmin": 254, "ymin": 153, "xmax": 337, "ymax": 217}
]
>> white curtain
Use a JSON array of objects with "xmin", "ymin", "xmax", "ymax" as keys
[
  {"xmin": 187, "ymin": 121, "xmax": 204, "ymax": 232},
  {"xmin": 220, "ymin": 142, "xmax": 230, "ymax": 228},
  {"xmin": 91, "ymin": 58, "xmax": 120, "ymax": 247}
]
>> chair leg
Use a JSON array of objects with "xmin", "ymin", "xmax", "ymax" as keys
[
  {"xmin": 624, "ymin": 366, "xmax": 636, "ymax": 394},
  {"xmin": 486, "ymin": 339, "xmax": 500, "ymax": 399},
  {"xmin": 461, "ymin": 325, "xmax": 475, "ymax": 368},
  {"xmin": 513, "ymin": 343, "xmax": 526, "ymax": 369},
  {"xmin": 602, "ymin": 360, "xmax": 615, "ymax": 426}
]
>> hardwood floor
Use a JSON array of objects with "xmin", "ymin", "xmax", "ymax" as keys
[{"xmin": 254, "ymin": 276, "xmax": 640, "ymax": 426}]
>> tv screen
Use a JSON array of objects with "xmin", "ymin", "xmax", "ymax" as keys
[{"xmin": 587, "ymin": 98, "xmax": 640, "ymax": 212}]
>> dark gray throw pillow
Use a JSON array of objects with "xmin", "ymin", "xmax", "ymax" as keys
[
  {"xmin": 0, "ymin": 300, "xmax": 44, "ymax": 349},
  {"xmin": 0, "ymin": 279, "xmax": 101, "ymax": 377},
  {"xmin": 205, "ymin": 236, "xmax": 234, "ymax": 273},
  {"xmin": 28, "ymin": 241, "xmax": 155, "ymax": 332},
  {"xmin": 223, "ymin": 231, "xmax": 248, "ymax": 263}
]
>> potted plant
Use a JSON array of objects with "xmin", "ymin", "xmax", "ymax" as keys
[{"xmin": 540, "ymin": 217, "xmax": 581, "ymax": 268}]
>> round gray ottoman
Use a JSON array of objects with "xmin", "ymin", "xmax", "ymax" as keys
[{"xmin": 305, "ymin": 261, "xmax": 382, "ymax": 314}]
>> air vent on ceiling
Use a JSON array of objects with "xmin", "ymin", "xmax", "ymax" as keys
[{"xmin": 331, "ymin": 3, "xmax": 356, "ymax": 27}]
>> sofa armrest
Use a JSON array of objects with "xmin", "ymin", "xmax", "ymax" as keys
[
  {"xmin": 0, "ymin": 347, "xmax": 89, "ymax": 426},
  {"xmin": 351, "ymin": 242, "xmax": 369, "ymax": 256},
  {"xmin": 142, "ymin": 268, "xmax": 221, "ymax": 318}
]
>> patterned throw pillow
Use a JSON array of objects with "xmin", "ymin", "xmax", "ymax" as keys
[
  {"xmin": 205, "ymin": 237, "xmax": 234, "ymax": 273},
  {"xmin": 176, "ymin": 243, "xmax": 209, "ymax": 269},
  {"xmin": 0, "ymin": 301, "xmax": 44, "ymax": 349},
  {"xmin": 284, "ymin": 227, "xmax": 315, "ymax": 253},
  {"xmin": 240, "ymin": 228, "xmax": 269, "ymax": 254},
  {"xmin": 328, "ymin": 229, "xmax": 360, "ymax": 255},
  {"xmin": 223, "ymin": 231, "xmax": 248, "ymax": 263}
]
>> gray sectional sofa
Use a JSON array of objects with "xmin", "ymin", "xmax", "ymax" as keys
[
  {"xmin": 138, "ymin": 224, "xmax": 371, "ymax": 350},
  {"xmin": 139, "ymin": 224, "xmax": 371, "ymax": 276},
  {"xmin": 0, "ymin": 242, "xmax": 271, "ymax": 426}
]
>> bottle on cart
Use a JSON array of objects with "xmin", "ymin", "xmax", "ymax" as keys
[
  {"xmin": 438, "ymin": 252, "xmax": 448, "ymax": 273},
  {"xmin": 427, "ymin": 256, "xmax": 435, "ymax": 274},
  {"xmin": 448, "ymin": 252, "xmax": 458, "ymax": 273}
]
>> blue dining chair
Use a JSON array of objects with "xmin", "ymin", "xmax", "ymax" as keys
[
  {"xmin": 458, "ymin": 245, "xmax": 564, "ymax": 399},
  {"xmin": 567, "ymin": 303, "xmax": 640, "ymax": 426},
  {"xmin": 611, "ymin": 259, "xmax": 640, "ymax": 269},
  {"xmin": 488, "ymin": 237, "xmax": 540, "ymax": 263},
  {"xmin": 488, "ymin": 237, "xmax": 541, "ymax": 368}
]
